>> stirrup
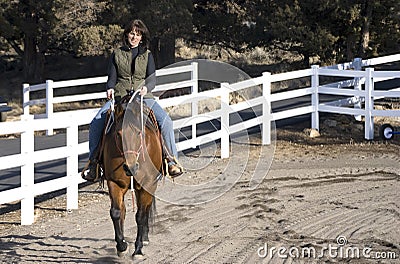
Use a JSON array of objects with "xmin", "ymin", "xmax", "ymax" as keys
[
  {"xmin": 165, "ymin": 157, "xmax": 184, "ymax": 179},
  {"xmin": 81, "ymin": 160, "xmax": 101, "ymax": 182}
]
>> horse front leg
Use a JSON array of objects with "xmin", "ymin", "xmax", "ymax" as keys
[
  {"xmin": 133, "ymin": 203, "xmax": 147, "ymax": 256},
  {"xmin": 143, "ymin": 198, "xmax": 155, "ymax": 245},
  {"xmin": 133, "ymin": 189, "xmax": 154, "ymax": 257},
  {"xmin": 108, "ymin": 183, "xmax": 129, "ymax": 256},
  {"xmin": 143, "ymin": 223, "xmax": 149, "ymax": 245}
]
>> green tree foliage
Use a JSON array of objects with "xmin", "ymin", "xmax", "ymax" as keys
[
  {"xmin": 52, "ymin": 0, "xmax": 111, "ymax": 54},
  {"xmin": 71, "ymin": 25, "xmax": 122, "ymax": 57},
  {"xmin": 192, "ymin": 0, "xmax": 399, "ymax": 66},
  {"xmin": 0, "ymin": 0, "xmax": 59, "ymax": 81},
  {"xmin": 253, "ymin": 0, "xmax": 400, "ymax": 65},
  {"xmin": 365, "ymin": 0, "xmax": 400, "ymax": 56},
  {"xmin": 0, "ymin": 0, "xmax": 399, "ymax": 80},
  {"xmin": 0, "ymin": 0, "xmax": 110, "ymax": 81},
  {"xmin": 192, "ymin": 1, "xmax": 252, "ymax": 51},
  {"xmin": 267, "ymin": 0, "xmax": 341, "ymax": 65}
]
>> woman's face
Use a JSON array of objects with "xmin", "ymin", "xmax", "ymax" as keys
[{"xmin": 127, "ymin": 29, "xmax": 142, "ymax": 48}]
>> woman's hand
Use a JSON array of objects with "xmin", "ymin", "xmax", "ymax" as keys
[
  {"xmin": 106, "ymin": 88, "xmax": 114, "ymax": 99},
  {"xmin": 140, "ymin": 86, "xmax": 148, "ymax": 96}
]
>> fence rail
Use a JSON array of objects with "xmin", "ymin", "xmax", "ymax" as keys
[{"xmin": 1, "ymin": 55, "xmax": 399, "ymax": 225}]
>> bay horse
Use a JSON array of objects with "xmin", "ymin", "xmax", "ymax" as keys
[{"xmin": 102, "ymin": 93, "xmax": 163, "ymax": 257}]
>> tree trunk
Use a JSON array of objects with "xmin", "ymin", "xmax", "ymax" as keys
[
  {"xmin": 346, "ymin": 34, "xmax": 356, "ymax": 61},
  {"xmin": 23, "ymin": 35, "xmax": 35, "ymax": 81},
  {"xmin": 150, "ymin": 36, "xmax": 176, "ymax": 69},
  {"xmin": 360, "ymin": 0, "xmax": 373, "ymax": 56},
  {"xmin": 23, "ymin": 35, "xmax": 44, "ymax": 82}
]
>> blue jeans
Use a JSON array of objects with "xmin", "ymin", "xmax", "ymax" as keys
[
  {"xmin": 88, "ymin": 99, "xmax": 178, "ymax": 160},
  {"xmin": 89, "ymin": 100, "xmax": 112, "ymax": 159}
]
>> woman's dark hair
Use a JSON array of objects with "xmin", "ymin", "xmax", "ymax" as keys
[{"xmin": 123, "ymin": 19, "xmax": 150, "ymax": 48}]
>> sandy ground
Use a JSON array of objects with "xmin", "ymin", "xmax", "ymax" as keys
[{"xmin": 0, "ymin": 116, "xmax": 399, "ymax": 263}]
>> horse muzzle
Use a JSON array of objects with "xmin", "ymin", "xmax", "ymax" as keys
[{"xmin": 123, "ymin": 162, "xmax": 139, "ymax": 176}]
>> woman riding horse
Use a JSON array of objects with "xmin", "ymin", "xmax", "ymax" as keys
[{"xmin": 82, "ymin": 19, "xmax": 183, "ymax": 182}]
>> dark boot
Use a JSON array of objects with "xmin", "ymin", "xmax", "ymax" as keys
[
  {"xmin": 81, "ymin": 159, "xmax": 101, "ymax": 182},
  {"xmin": 82, "ymin": 143, "xmax": 102, "ymax": 182}
]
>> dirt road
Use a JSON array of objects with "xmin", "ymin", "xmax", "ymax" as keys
[{"xmin": 0, "ymin": 125, "xmax": 399, "ymax": 263}]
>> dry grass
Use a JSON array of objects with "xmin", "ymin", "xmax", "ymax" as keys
[{"xmin": 176, "ymin": 38, "xmax": 304, "ymax": 71}]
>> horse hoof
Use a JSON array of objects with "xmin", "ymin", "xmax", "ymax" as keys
[
  {"xmin": 132, "ymin": 253, "xmax": 146, "ymax": 260},
  {"xmin": 117, "ymin": 242, "xmax": 129, "ymax": 258},
  {"xmin": 117, "ymin": 249, "xmax": 128, "ymax": 258}
]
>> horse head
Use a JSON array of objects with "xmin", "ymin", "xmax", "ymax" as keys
[{"xmin": 114, "ymin": 97, "xmax": 144, "ymax": 177}]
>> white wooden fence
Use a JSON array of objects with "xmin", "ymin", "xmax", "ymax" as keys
[
  {"xmin": 1, "ymin": 55, "xmax": 400, "ymax": 225},
  {"xmin": 0, "ymin": 113, "xmax": 92, "ymax": 225}
]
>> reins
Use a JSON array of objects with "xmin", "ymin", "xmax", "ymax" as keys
[
  {"xmin": 125, "ymin": 89, "xmax": 146, "ymax": 162},
  {"xmin": 128, "ymin": 89, "xmax": 145, "ymax": 138},
  {"xmin": 126, "ymin": 90, "xmax": 145, "ymax": 210}
]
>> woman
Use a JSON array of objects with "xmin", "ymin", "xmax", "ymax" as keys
[{"xmin": 82, "ymin": 19, "xmax": 183, "ymax": 181}]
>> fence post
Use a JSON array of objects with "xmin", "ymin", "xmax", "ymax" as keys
[
  {"xmin": 191, "ymin": 62, "xmax": 199, "ymax": 148},
  {"xmin": 311, "ymin": 65, "xmax": 320, "ymax": 131},
  {"xmin": 20, "ymin": 115, "xmax": 35, "ymax": 225},
  {"xmin": 46, "ymin": 80, "xmax": 54, "ymax": 135},
  {"xmin": 262, "ymin": 72, "xmax": 272, "ymax": 145},
  {"xmin": 66, "ymin": 119, "xmax": 79, "ymax": 210},
  {"xmin": 353, "ymin": 58, "xmax": 363, "ymax": 121},
  {"xmin": 220, "ymin": 82, "xmax": 230, "ymax": 159},
  {"xmin": 364, "ymin": 68, "xmax": 374, "ymax": 140},
  {"xmin": 23, "ymin": 83, "xmax": 30, "ymax": 116}
]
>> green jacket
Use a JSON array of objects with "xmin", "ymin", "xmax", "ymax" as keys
[{"xmin": 113, "ymin": 46, "xmax": 154, "ymax": 99}]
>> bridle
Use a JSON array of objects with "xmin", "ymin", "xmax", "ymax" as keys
[
  {"xmin": 112, "ymin": 89, "xmax": 146, "ymax": 170},
  {"xmin": 121, "ymin": 125, "xmax": 145, "ymax": 162}
]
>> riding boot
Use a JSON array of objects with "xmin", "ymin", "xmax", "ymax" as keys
[
  {"xmin": 81, "ymin": 159, "xmax": 101, "ymax": 182},
  {"xmin": 81, "ymin": 145, "xmax": 102, "ymax": 182}
]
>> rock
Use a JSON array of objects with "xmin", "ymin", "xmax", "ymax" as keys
[
  {"xmin": 304, "ymin": 128, "xmax": 320, "ymax": 138},
  {"xmin": 309, "ymin": 129, "xmax": 320, "ymax": 138}
]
